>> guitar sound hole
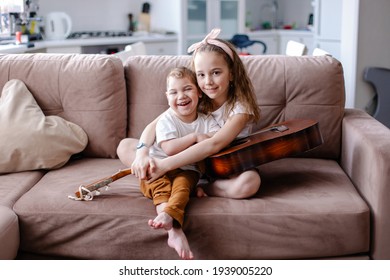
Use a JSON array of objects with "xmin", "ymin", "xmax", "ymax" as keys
[{"xmin": 230, "ymin": 137, "xmax": 249, "ymax": 146}]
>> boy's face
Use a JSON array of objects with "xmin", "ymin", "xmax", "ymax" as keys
[{"xmin": 166, "ymin": 76, "xmax": 202, "ymax": 123}]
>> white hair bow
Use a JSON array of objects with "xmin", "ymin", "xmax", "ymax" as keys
[{"xmin": 187, "ymin": 28, "xmax": 234, "ymax": 59}]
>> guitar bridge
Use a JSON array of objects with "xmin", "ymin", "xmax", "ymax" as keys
[{"xmin": 271, "ymin": 125, "xmax": 289, "ymax": 132}]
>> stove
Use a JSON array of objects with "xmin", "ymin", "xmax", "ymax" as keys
[{"xmin": 67, "ymin": 31, "xmax": 133, "ymax": 39}]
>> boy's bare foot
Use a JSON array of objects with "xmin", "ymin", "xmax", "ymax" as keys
[
  {"xmin": 168, "ymin": 227, "xmax": 194, "ymax": 260},
  {"xmin": 148, "ymin": 212, "xmax": 173, "ymax": 230}
]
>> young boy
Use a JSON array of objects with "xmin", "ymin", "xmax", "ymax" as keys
[{"xmin": 139, "ymin": 67, "xmax": 219, "ymax": 259}]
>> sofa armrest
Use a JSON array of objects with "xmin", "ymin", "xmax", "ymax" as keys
[
  {"xmin": 0, "ymin": 206, "xmax": 19, "ymax": 259},
  {"xmin": 341, "ymin": 108, "xmax": 390, "ymax": 259}
]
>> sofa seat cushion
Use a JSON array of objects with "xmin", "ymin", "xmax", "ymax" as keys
[
  {"xmin": 0, "ymin": 206, "xmax": 19, "ymax": 259},
  {"xmin": 0, "ymin": 171, "xmax": 45, "ymax": 208},
  {"xmin": 13, "ymin": 158, "xmax": 369, "ymax": 259}
]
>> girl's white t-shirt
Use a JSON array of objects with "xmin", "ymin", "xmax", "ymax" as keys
[{"xmin": 211, "ymin": 101, "xmax": 253, "ymax": 139}]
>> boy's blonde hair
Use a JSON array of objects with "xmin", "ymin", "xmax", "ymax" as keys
[
  {"xmin": 166, "ymin": 66, "xmax": 199, "ymax": 91},
  {"xmin": 191, "ymin": 39, "xmax": 261, "ymax": 123}
]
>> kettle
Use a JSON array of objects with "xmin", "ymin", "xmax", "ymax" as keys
[{"xmin": 44, "ymin": 12, "xmax": 72, "ymax": 40}]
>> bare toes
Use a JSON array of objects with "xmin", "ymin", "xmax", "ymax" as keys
[{"xmin": 196, "ymin": 187, "xmax": 208, "ymax": 198}]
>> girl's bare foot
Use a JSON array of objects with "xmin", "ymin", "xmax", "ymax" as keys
[
  {"xmin": 148, "ymin": 212, "xmax": 173, "ymax": 230},
  {"xmin": 196, "ymin": 184, "xmax": 208, "ymax": 198},
  {"xmin": 168, "ymin": 227, "xmax": 194, "ymax": 260}
]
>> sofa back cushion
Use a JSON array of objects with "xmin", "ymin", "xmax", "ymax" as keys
[
  {"xmin": 125, "ymin": 55, "xmax": 345, "ymax": 159},
  {"xmin": 0, "ymin": 54, "xmax": 127, "ymax": 158}
]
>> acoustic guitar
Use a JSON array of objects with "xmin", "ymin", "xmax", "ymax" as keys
[
  {"xmin": 204, "ymin": 119, "xmax": 323, "ymax": 178},
  {"xmin": 70, "ymin": 119, "xmax": 323, "ymax": 200}
]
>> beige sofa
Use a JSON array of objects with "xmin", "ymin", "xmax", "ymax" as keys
[{"xmin": 0, "ymin": 53, "xmax": 389, "ymax": 260}]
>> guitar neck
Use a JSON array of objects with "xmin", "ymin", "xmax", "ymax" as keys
[{"xmin": 75, "ymin": 168, "xmax": 132, "ymax": 198}]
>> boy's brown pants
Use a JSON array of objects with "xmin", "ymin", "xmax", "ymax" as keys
[{"xmin": 140, "ymin": 169, "xmax": 199, "ymax": 227}]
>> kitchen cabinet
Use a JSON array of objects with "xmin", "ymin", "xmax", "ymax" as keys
[
  {"xmin": 245, "ymin": 30, "xmax": 313, "ymax": 55},
  {"xmin": 31, "ymin": 42, "xmax": 176, "ymax": 55},
  {"xmin": 45, "ymin": 46, "xmax": 82, "ymax": 53},
  {"xmin": 246, "ymin": 31, "xmax": 278, "ymax": 54},
  {"xmin": 1, "ymin": 35, "xmax": 178, "ymax": 55},
  {"xmin": 313, "ymin": 0, "xmax": 342, "ymax": 59},
  {"xmin": 151, "ymin": 0, "xmax": 315, "ymax": 55},
  {"xmin": 144, "ymin": 41, "xmax": 178, "ymax": 55},
  {"xmin": 80, "ymin": 41, "xmax": 177, "ymax": 55},
  {"xmin": 278, "ymin": 30, "xmax": 313, "ymax": 55},
  {"xmin": 180, "ymin": 0, "xmax": 245, "ymax": 54}
]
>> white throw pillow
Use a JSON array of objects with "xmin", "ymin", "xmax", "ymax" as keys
[{"xmin": 0, "ymin": 79, "xmax": 88, "ymax": 173}]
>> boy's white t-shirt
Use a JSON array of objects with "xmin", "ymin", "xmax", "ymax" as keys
[
  {"xmin": 150, "ymin": 108, "xmax": 220, "ymax": 173},
  {"xmin": 211, "ymin": 101, "xmax": 253, "ymax": 139}
]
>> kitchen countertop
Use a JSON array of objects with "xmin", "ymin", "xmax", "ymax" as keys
[
  {"xmin": 247, "ymin": 29, "xmax": 313, "ymax": 36},
  {"xmin": 0, "ymin": 33, "xmax": 178, "ymax": 54},
  {"xmin": 1, "ymin": 30, "xmax": 312, "ymax": 54}
]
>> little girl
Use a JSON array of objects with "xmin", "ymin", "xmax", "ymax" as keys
[{"xmin": 117, "ymin": 28, "xmax": 261, "ymax": 199}]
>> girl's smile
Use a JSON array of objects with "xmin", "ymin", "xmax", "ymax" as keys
[{"xmin": 194, "ymin": 51, "xmax": 233, "ymax": 108}]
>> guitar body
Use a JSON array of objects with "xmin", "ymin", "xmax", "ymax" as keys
[{"xmin": 204, "ymin": 119, "xmax": 323, "ymax": 178}]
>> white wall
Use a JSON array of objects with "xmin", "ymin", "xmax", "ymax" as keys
[
  {"xmin": 341, "ymin": 0, "xmax": 390, "ymax": 110},
  {"xmin": 148, "ymin": 0, "xmax": 181, "ymax": 33},
  {"xmin": 341, "ymin": 0, "xmax": 359, "ymax": 108},
  {"xmin": 38, "ymin": 0, "xmax": 145, "ymax": 32},
  {"xmin": 355, "ymin": 0, "xmax": 390, "ymax": 110},
  {"xmin": 38, "ymin": 0, "xmax": 181, "ymax": 34}
]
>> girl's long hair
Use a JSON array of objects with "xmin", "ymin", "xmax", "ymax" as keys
[{"xmin": 191, "ymin": 39, "xmax": 261, "ymax": 123}]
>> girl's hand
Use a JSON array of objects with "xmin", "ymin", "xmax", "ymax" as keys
[{"xmin": 131, "ymin": 148, "xmax": 151, "ymax": 180}]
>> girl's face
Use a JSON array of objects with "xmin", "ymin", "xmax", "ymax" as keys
[
  {"xmin": 193, "ymin": 51, "xmax": 233, "ymax": 109},
  {"xmin": 166, "ymin": 76, "xmax": 201, "ymax": 123}
]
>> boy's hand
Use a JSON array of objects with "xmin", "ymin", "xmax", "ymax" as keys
[{"xmin": 195, "ymin": 132, "xmax": 215, "ymax": 143}]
